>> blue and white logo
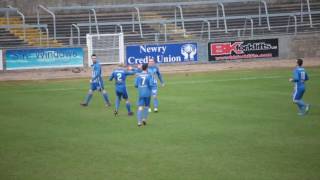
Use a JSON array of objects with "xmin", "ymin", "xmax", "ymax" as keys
[
  {"xmin": 126, "ymin": 42, "xmax": 198, "ymax": 65},
  {"xmin": 181, "ymin": 44, "xmax": 197, "ymax": 61}
]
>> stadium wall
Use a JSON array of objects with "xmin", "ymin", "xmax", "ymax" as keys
[{"xmin": 81, "ymin": 34, "xmax": 318, "ymax": 66}]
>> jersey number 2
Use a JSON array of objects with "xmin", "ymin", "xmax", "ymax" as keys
[{"xmin": 117, "ymin": 73, "xmax": 122, "ymax": 82}]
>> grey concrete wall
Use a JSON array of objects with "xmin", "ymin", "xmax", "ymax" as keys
[{"xmin": 289, "ymin": 33, "xmax": 320, "ymax": 58}]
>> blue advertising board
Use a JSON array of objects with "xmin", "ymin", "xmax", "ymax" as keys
[
  {"xmin": 5, "ymin": 47, "xmax": 84, "ymax": 70},
  {"xmin": 126, "ymin": 43, "xmax": 198, "ymax": 65}
]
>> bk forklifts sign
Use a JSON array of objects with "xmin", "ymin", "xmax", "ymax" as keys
[{"xmin": 208, "ymin": 38, "xmax": 279, "ymax": 61}]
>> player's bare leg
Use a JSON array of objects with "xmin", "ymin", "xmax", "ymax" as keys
[
  {"xmin": 101, "ymin": 89, "xmax": 111, "ymax": 107},
  {"xmin": 81, "ymin": 89, "xmax": 93, "ymax": 106},
  {"xmin": 137, "ymin": 106, "xmax": 144, "ymax": 127},
  {"xmin": 125, "ymin": 99, "xmax": 134, "ymax": 116}
]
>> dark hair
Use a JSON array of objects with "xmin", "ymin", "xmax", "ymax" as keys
[
  {"xmin": 92, "ymin": 54, "xmax": 96, "ymax": 57},
  {"xmin": 297, "ymin": 58, "xmax": 303, "ymax": 66},
  {"xmin": 142, "ymin": 63, "xmax": 148, "ymax": 70}
]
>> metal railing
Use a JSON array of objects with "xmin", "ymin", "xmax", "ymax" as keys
[
  {"xmin": 258, "ymin": 0, "xmax": 270, "ymax": 30},
  {"xmin": 75, "ymin": 10, "xmax": 319, "ymax": 37},
  {"xmin": 287, "ymin": 15, "xmax": 298, "ymax": 35},
  {"xmin": 70, "ymin": 24, "xmax": 80, "ymax": 46},
  {"xmin": 243, "ymin": 17, "xmax": 254, "ymax": 37},
  {"xmin": 133, "ymin": 7, "xmax": 143, "ymax": 38},
  {"xmin": 88, "ymin": 8, "xmax": 99, "ymax": 35},
  {"xmin": 37, "ymin": 5, "xmax": 56, "ymax": 40},
  {"xmin": 43, "ymin": 0, "xmax": 276, "ymax": 40},
  {"xmin": 39, "ymin": 27, "xmax": 49, "ymax": 47},
  {"xmin": 174, "ymin": 5, "xmax": 186, "ymax": 36},
  {"xmin": 300, "ymin": 0, "xmax": 313, "ymax": 27},
  {"xmin": 6, "ymin": 6, "xmax": 26, "ymax": 40},
  {"xmin": 200, "ymin": 19, "xmax": 211, "ymax": 40},
  {"xmin": 216, "ymin": 2, "xmax": 228, "ymax": 33},
  {"xmin": 115, "ymin": 24, "xmax": 123, "ymax": 33}
]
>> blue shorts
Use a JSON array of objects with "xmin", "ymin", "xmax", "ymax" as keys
[
  {"xmin": 91, "ymin": 81, "xmax": 104, "ymax": 91},
  {"xmin": 116, "ymin": 89, "xmax": 128, "ymax": 100},
  {"xmin": 138, "ymin": 97, "xmax": 151, "ymax": 107},
  {"xmin": 151, "ymin": 87, "xmax": 158, "ymax": 96},
  {"xmin": 292, "ymin": 88, "xmax": 305, "ymax": 101}
]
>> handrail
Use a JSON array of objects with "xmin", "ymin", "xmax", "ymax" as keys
[
  {"xmin": 258, "ymin": 0, "xmax": 271, "ymax": 30},
  {"xmin": 39, "ymin": 27, "xmax": 49, "ymax": 47},
  {"xmin": 0, "ymin": 24, "xmax": 47, "ymax": 28},
  {"xmin": 201, "ymin": 19, "xmax": 211, "ymax": 40},
  {"xmin": 218, "ymin": 2, "xmax": 228, "ymax": 33},
  {"xmin": 37, "ymin": 5, "xmax": 56, "ymax": 40},
  {"xmin": 70, "ymin": 24, "xmax": 80, "ymax": 46},
  {"xmin": 306, "ymin": 0, "xmax": 313, "ymax": 27},
  {"xmin": 300, "ymin": 0, "xmax": 313, "ymax": 27},
  {"xmin": 174, "ymin": 5, "xmax": 186, "ymax": 36},
  {"xmin": 7, "ymin": 5, "xmax": 26, "ymax": 40},
  {"xmin": 287, "ymin": 15, "xmax": 297, "ymax": 35},
  {"xmin": 159, "ymin": 23, "xmax": 167, "ymax": 41},
  {"xmin": 243, "ymin": 17, "xmax": 254, "ymax": 37},
  {"xmin": 0, "ymin": 8, "xmax": 17, "ymax": 12},
  {"xmin": 115, "ymin": 24, "xmax": 123, "ymax": 33},
  {"xmin": 89, "ymin": 8, "xmax": 99, "ymax": 35},
  {"xmin": 134, "ymin": 7, "xmax": 143, "ymax": 38},
  {"xmin": 132, "ymin": 11, "xmax": 135, "ymax": 32}
]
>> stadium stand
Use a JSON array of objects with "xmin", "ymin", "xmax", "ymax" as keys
[{"xmin": 0, "ymin": 0, "xmax": 320, "ymax": 48}]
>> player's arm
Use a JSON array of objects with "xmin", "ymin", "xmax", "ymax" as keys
[
  {"xmin": 125, "ymin": 70, "xmax": 136, "ymax": 76},
  {"xmin": 156, "ymin": 67, "xmax": 165, "ymax": 86},
  {"xmin": 305, "ymin": 72, "xmax": 309, "ymax": 81},
  {"xmin": 134, "ymin": 76, "xmax": 139, "ymax": 88},
  {"xmin": 289, "ymin": 71, "xmax": 299, "ymax": 82},
  {"xmin": 148, "ymin": 75, "xmax": 155, "ymax": 88},
  {"xmin": 131, "ymin": 67, "xmax": 142, "ymax": 74},
  {"xmin": 109, "ymin": 72, "xmax": 114, "ymax": 81}
]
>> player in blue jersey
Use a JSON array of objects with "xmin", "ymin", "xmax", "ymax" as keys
[
  {"xmin": 80, "ymin": 54, "xmax": 111, "ymax": 107},
  {"xmin": 147, "ymin": 58, "xmax": 164, "ymax": 113},
  {"xmin": 109, "ymin": 64, "xmax": 136, "ymax": 116},
  {"xmin": 135, "ymin": 63, "xmax": 154, "ymax": 127},
  {"xmin": 289, "ymin": 59, "xmax": 310, "ymax": 116}
]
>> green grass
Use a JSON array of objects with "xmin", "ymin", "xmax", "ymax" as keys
[{"xmin": 0, "ymin": 67, "xmax": 320, "ymax": 180}]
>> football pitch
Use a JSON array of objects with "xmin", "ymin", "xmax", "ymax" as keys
[{"xmin": 0, "ymin": 67, "xmax": 319, "ymax": 180}]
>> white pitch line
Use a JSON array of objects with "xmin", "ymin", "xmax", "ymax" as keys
[{"xmin": 2, "ymin": 74, "xmax": 319, "ymax": 93}]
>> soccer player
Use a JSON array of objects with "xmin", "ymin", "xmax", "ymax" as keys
[
  {"xmin": 289, "ymin": 58, "xmax": 310, "ymax": 116},
  {"xmin": 109, "ymin": 64, "xmax": 135, "ymax": 116},
  {"xmin": 80, "ymin": 54, "xmax": 111, "ymax": 107},
  {"xmin": 147, "ymin": 58, "xmax": 164, "ymax": 112},
  {"xmin": 135, "ymin": 63, "xmax": 153, "ymax": 127}
]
